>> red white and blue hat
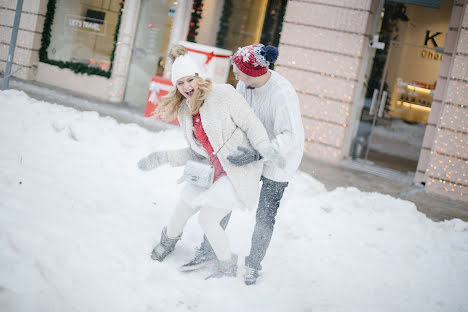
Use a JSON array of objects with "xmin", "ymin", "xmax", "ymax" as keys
[{"xmin": 232, "ymin": 44, "xmax": 279, "ymax": 77}]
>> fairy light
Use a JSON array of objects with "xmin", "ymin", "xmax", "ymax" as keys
[
  {"xmin": 424, "ymin": 6, "xmax": 468, "ymax": 200},
  {"xmin": 108, "ymin": 2, "xmax": 135, "ymax": 101},
  {"xmin": 277, "ymin": 0, "xmax": 467, "ymax": 200},
  {"xmin": 276, "ymin": 0, "xmax": 368, "ymax": 162}
]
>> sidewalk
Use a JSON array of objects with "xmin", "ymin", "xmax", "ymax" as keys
[
  {"xmin": 300, "ymin": 155, "xmax": 468, "ymax": 222},
  {"xmin": 5, "ymin": 78, "xmax": 468, "ymax": 222}
]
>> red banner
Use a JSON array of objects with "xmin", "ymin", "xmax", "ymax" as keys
[{"xmin": 144, "ymin": 76, "xmax": 179, "ymax": 125}]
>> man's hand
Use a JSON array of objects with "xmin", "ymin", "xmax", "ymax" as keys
[
  {"xmin": 259, "ymin": 146, "xmax": 286, "ymax": 169},
  {"xmin": 137, "ymin": 151, "xmax": 168, "ymax": 171},
  {"xmin": 227, "ymin": 146, "xmax": 262, "ymax": 166}
]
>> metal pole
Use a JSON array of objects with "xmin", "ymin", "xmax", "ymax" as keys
[
  {"xmin": 364, "ymin": 40, "xmax": 394, "ymax": 161},
  {"xmin": 368, "ymin": 88, "xmax": 379, "ymax": 116},
  {"xmin": 2, "ymin": 0, "xmax": 24, "ymax": 91}
]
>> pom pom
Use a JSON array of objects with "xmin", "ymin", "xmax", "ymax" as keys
[
  {"xmin": 168, "ymin": 45, "xmax": 188, "ymax": 62},
  {"xmin": 260, "ymin": 45, "xmax": 279, "ymax": 63}
]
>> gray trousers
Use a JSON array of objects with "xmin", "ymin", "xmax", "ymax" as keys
[{"xmin": 200, "ymin": 176, "xmax": 288, "ymax": 271}]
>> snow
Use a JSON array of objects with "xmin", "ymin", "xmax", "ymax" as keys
[{"xmin": 1, "ymin": 90, "xmax": 467, "ymax": 312}]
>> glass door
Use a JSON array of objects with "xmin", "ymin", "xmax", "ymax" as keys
[
  {"xmin": 123, "ymin": 0, "xmax": 176, "ymax": 108},
  {"xmin": 352, "ymin": 0, "xmax": 453, "ymax": 174},
  {"xmin": 356, "ymin": 41, "xmax": 441, "ymax": 173}
]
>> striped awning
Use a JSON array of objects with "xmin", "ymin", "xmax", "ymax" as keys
[{"xmin": 387, "ymin": 0, "xmax": 441, "ymax": 8}]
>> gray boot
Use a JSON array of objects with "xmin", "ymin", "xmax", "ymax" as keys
[
  {"xmin": 151, "ymin": 227, "xmax": 181, "ymax": 262},
  {"xmin": 205, "ymin": 254, "xmax": 238, "ymax": 279}
]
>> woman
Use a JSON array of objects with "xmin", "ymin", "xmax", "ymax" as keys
[{"xmin": 138, "ymin": 45, "xmax": 283, "ymax": 278}]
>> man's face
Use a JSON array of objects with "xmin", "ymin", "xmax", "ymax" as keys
[{"xmin": 232, "ymin": 64, "xmax": 255, "ymax": 87}]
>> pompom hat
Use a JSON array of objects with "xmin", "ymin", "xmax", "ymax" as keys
[
  {"xmin": 232, "ymin": 44, "xmax": 279, "ymax": 77},
  {"xmin": 171, "ymin": 53, "xmax": 201, "ymax": 85}
]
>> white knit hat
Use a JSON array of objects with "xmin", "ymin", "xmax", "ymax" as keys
[{"xmin": 171, "ymin": 54, "xmax": 201, "ymax": 85}]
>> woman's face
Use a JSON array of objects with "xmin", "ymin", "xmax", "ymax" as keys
[{"xmin": 176, "ymin": 76, "xmax": 198, "ymax": 99}]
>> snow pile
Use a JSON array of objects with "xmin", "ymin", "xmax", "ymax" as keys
[{"xmin": 1, "ymin": 90, "xmax": 467, "ymax": 312}]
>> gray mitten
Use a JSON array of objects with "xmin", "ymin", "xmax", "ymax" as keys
[
  {"xmin": 138, "ymin": 151, "xmax": 168, "ymax": 171},
  {"xmin": 227, "ymin": 146, "xmax": 262, "ymax": 166}
]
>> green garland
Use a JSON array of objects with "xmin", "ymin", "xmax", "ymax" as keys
[
  {"xmin": 108, "ymin": 1, "xmax": 124, "ymax": 75},
  {"xmin": 272, "ymin": 0, "xmax": 287, "ymax": 48},
  {"xmin": 216, "ymin": 0, "xmax": 286, "ymax": 51},
  {"xmin": 365, "ymin": 3, "xmax": 408, "ymax": 98},
  {"xmin": 39, "ymin": 0, "xmax": 124, "ymax": 78},
  {"xmin": 215, "ymin": 0, "xmax": 232, "ymax": 48},
  {"xmin": 259, "ymin": 0, "xmax": 288, "ymax": 70},
  {"xmin": 187, "ymin": 0, "xmax": 203, "ymax": 42}
]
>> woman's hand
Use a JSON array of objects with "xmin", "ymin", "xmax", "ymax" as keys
[{"xmin": 137, "ymin": 151, "xmax": 169, "ymax": 171}]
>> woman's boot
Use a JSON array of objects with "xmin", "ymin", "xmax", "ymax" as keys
[
  {"xmin": 205, "ymin": 254, "xmax": 238, "ymax": 279},
  {"xmin": 151, "ymin": 227, "xmax": 181, "ymax": 261}
]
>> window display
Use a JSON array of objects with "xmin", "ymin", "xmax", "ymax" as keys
[
  {"xmin": 353, "ymin": 0, "xmax": 453, "ymax": 173},
  {"xmin": 39, "ymin": 0, "xmax": 123, "ymax": 77}
]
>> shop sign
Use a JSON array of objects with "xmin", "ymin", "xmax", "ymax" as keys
[
  {"xmin": 421, "ymin": 49, "xmax": 443, "ymax": 60},
  {"xmin": 64, "ymin": 15, "xmax": 107, "ymax": 36},
  {"xmin": 421, "ymin": 30, "xmax": 443, "ymax": 61}
]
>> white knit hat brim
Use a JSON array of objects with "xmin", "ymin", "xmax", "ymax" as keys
[{"xmin": 171, "ymin": 54, "xmax": 201, "ymax": 84}]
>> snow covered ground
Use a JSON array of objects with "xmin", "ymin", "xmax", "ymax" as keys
[{"xmin": 1, "ymin": 90, "xmax": 467, "ymax": 312}]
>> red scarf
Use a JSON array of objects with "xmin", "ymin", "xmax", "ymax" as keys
[{"xmin": 192, "ymin": 112, "xmax": 227, "ymax": 182}]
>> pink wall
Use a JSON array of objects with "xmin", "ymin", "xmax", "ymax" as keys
[
  {"xmin": 417, "ymin": 2, "xmax": 468, "ymax": 201},
  {"xmin": 0, "ymin": 0, "xmax": 47, "ymax": 80},
  {"xmin": 276, "ymin": 0, "xmax": 373, "ymax": 162}
]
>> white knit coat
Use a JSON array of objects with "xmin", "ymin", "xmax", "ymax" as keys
[
  {"xmin": 166, "ymin": 84, "xmax": 271, "ymax": 210},
  {"xmin": 237, "ymin": 70, "xmax": 305, "ymax": 182}
]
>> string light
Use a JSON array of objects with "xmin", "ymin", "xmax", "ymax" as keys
[
  {"xmin": 279, "ymin": 1, "xmax": 467, "ymax": 200},
  {"xmin": 108, "ymin": 2, "xmax": 134, "ymax": 101},
  {"xmin": 2, "ymin": 0, "xmax": 466, "ymax": 199},
  {"xmin": 424, "ymin": 7, "xmax": 468, "ymax": 199},
  {"xmin": 276, "ymin": 10, "xmax": 358, "ymax": 164}
]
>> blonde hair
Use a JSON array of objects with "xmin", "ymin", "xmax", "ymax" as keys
[
  {"xmin": 153, "ymin": 45, "xmax": 212, "ymax": 120},
  {"xmin": 153, "ymin": 75, "xmax": 212, "ymax": 121}
]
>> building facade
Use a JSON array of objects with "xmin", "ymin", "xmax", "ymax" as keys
[{"xmin": 1, "ymin": 0, "xmax": 467, "ymax": 201}]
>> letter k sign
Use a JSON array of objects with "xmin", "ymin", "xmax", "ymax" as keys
[{"xmin": 425, "ymin": 30, "xmax": 442, "ymax": 47}]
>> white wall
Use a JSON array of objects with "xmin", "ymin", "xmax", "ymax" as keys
[
  {"xmin": 35, "ymin": 62, "xmax": 109, "ymax": 100},
  {"xmin": 0, "ymin": 0, "xmax": 47, "ymax": 81},
  {"xmin": 195, "ymin": 0, "xmax": 223, "ymax": 47},
  {"xmin": 277, "ymin": 0, "xmax": 373, "ymax": 162}
]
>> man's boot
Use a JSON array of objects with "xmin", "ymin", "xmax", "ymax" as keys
[
  {"xmin": 179, "ymin": 246, "xmax": 217, "ymax": 272},
  {"xmin": 244, "ymin": 266, "xmax": 260, "ymax": 285},
  {"xmin": 205, "ymin": 254, "xmax": 238, "ymax": 279},
  {"xmin": 151, "ymin": 227, "xmax": 181, "ymax": 262}
]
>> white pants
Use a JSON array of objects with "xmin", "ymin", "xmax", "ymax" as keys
[{"xmin": 166, "ymin": 176, "xmax": 243, "ymax": 261}]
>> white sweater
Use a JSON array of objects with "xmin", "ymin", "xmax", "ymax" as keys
[
  {"xmin": 166, "ymin": 84, "xmax": 271, "ymax": 210},
  {"xmin": 237, "ymin": 70, "xmax": 304, "ymax": 182}
]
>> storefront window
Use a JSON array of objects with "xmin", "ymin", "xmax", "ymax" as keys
[
  {"xmin": 123, "ymin": 0, "xmax": 176, "ymax": 107},
  {"xmin": 39, "ymin": 0, "xmax": 123, "ymax": 77},
  {"xmin": 214, "ymin": 0, "xmax": 277, "ymax": 85},
  {"xmin": 353, "ymin": 0, "xmax": 453, "ymax": 173}
]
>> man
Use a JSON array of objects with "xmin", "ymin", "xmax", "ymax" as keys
[{"xmin": 180, "ymin": 44, "xmax": 304, "ymax": 285}]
